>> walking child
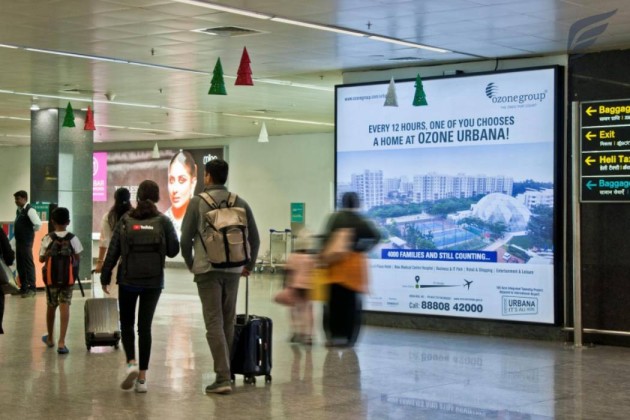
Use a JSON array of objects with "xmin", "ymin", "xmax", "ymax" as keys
[
  {"xmin": 275, "ymin": 230, "xmax": 316, "ymax": 345},
  {"xmin": 40, "ymin": 207, "xmax": 83, "ymax": 354}
]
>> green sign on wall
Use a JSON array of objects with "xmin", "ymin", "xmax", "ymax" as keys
[{"xmin": 290, "ymin": 202, "xmax": 305, "ymax": 223}]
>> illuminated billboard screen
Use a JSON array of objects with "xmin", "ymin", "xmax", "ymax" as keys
[
  {"xmin": 93, "ymin": 147, "xmax": 223, "ymax": 239},
  {"xmin": 335, "ymin": 67, "xmax": 560, "ymax": 323}
]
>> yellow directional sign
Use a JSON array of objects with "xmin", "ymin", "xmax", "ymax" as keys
[{"xmin": 581, "ymin": 100, "xmax": 630, "ymax": 202}]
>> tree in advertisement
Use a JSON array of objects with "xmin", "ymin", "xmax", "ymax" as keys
[{"xmin": 526, "ymin": 205, "xmax": 553, "ymax": 249}]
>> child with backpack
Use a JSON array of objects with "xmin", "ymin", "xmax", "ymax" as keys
[{"xmin": 39, "ymin": 207, "xmax": 83, "ymax": 354}]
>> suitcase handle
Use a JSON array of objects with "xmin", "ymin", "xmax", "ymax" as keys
[{"xmin": 244, "ymin": 275, "xmax": 249, "ymax": 319}]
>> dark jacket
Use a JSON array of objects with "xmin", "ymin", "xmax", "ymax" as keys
[
  {"xmin": 322, "ymin": 210, "xmax": 381, "ymax": 253},
  {"xmin": 101, "ymin": 213, "xmax": 179, "ymax": 288},
  {"xmin": 0, "ymin": 229, "xmax": 15, "ymax": 265}
]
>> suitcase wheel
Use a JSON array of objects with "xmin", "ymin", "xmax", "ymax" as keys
[
  {"xmin": 86, "ymin": 345, "xmax": 91, "ymax": 351},
  {"xmin": 244, "ymin": 375, "xmax": 256, "ymax": 385},
  {"xmin": 114, "ymin": 343, "xmax": 119, "ymax": 350},
  {"xmin": 265, "ymin": 375, "xmax": 272, "ymax": 384},
  {"xmin": 230, "ymin": 374, "xmax": 235, "ymax": 383}
]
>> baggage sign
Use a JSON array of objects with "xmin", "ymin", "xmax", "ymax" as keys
[{"xmin": 581, "ymin": 100, "xmax": 630, "ymax": 202}]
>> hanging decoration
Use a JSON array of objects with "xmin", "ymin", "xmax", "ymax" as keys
[
  {"xmin": 257, "ymin": 122, "xmax": 269, "ymax": 143},
  {"xmin": 152, "ymin": 142, "xmax": 160, "ymax": 159},
  {"xmin": 208, "ymin": 58, "xmax": 227, "ymax": 95},
  {"xmin": 383, "ymin": 77, "xmax": 398, "ymax": 107},
  {"xmin": 235, "ymin": 47, "xmax": 254, "ymax": 86},
  {"xmin": 412, "ymin": 74, "xmax": 428, "ymax": 106},
  {"xmin": 84, "ymin": 106, "xmax": 96, "ymax": 130},
  {"xmin": 62, "ymin": 102, "xmax": 76, "ymax": 127}
]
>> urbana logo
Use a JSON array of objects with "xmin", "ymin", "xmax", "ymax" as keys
[
  {"xmin": 132, "ymin": 224, "xmax": 154, "ymax": 231},
  {"xmin": 484, "ymin": 82, "xmax": 547, "ymax": 105}
]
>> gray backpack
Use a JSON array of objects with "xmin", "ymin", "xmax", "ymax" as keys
[{"xmin": 198, "ymin": 192, "xmax": 250, "ymax": 268}]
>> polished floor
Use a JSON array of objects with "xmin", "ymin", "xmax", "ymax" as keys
[{"xmin": 1, "ymin": 268, "xmax": 628, "ymax": 419}]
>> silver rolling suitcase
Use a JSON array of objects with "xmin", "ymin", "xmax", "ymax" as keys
[{"xmin": 85, "ymin": 271, "xmax": 120, "ymax": 351}]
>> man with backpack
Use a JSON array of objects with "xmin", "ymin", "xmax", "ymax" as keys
[
  {"xmin": 180, "ymin": 158, "xmax": 260, "ymax": 394},
  {"xmin": 39, "ymin": 207, "xmax": 82, "ymax": 354}
]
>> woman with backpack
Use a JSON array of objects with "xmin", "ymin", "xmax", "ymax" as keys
[
  {"xmin": 101, "ymin": 180, "xmax": 180, "ymax": 393},
  {"xmin": 94, "ymin": 187, "xmax": 132, "ymax": 298}
]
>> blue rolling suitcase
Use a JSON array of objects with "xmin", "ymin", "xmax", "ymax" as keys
[{"xmin": 230, "ymin": 276, "xmax": 273, "ymax": 384}]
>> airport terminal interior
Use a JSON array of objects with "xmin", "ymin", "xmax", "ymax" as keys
[
  {"xmin": 5, "ymin": 1, "xmax": 630, "ymax": 419},
  {"xmin": 1, "ymin": 269, "xmax": 629, "ymax": 420}
]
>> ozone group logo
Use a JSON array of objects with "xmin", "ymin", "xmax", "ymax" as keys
[
  {"xmin": 485, "ymin": 82, "xmax": 498, "ymax": 99},
  {"xmin": 485, "ymin": 82, "xmax": 547, "ymax": 105}
]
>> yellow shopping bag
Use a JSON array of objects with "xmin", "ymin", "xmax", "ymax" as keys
[{"xmin": 309, "ymin": 267, "xmax": 330, "ymax": 302}]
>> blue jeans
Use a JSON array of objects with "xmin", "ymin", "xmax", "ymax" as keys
[
  {"xmin": 195, "ymin": 271, "xmax": 240, "ymax": 383},
  {"xmin": 118, "ymin": 285, "xmax": 162, "ymax": 371}
]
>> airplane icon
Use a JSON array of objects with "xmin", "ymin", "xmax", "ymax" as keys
[{"xmin": 463, "ymin": 279, "xmax": 473, "ymax": 289}]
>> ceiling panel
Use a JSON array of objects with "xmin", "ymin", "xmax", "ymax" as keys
[{"xmin": 0, "ymin": 0, "xmax": 630, "ymax": 147}]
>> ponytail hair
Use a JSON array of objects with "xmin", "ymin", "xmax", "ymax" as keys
[
  {"xmin": 107, "ymin": 187, "xmax": 132, "ymax": 229},
  {"xmin": 129, "ymin": 180, "xmax": 160, "ymax": 219}
]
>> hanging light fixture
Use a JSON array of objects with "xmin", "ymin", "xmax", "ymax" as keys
[
  {"xmin": 152, "ymin": 142, "xmax": 160, "ymax": 159},
  {"xmin": 383, "ymin": 77, "xmax": 398, "ymax": 107},
  {"xmin": 257, "ymin": 122, "xmax": 269, "ymax": 143}
]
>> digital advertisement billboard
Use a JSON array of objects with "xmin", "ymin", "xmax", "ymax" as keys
[
  {"xmin": 336, "ymin": 67, "xmax": 560, "ymax": 323},
  {"xmin": 92, "ymin": 147, "xmax": 224, "ymax": 238}
]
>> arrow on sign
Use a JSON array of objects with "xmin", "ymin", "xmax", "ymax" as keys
[
  {"xmin": 586, "ymin": 180, "xmax": 596, "ymax": 190},
  {"xmin": 585, "ymin": 131, "xmax": 596, "ymax": 141},
  {"xmin": 586, "ymin": 106, "xmax": 597, "ymax": 116},
  {"xmin": 584, "ymin": 156, "xmax": 596, "ymax": 166}
]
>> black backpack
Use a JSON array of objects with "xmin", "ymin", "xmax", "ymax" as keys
[
  {"xmin": 120, "ymin": 215, "xmax": 166, "ymax": 280},
  {"xmin": 43, "ymin": 233, "xmax": 77, "ymax": 288}
]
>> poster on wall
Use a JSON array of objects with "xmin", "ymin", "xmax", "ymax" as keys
[
  {"xmin": 336, "ymin": 67, "xmax": 559, "ymax": 324},
  {"xmin": 92, "ymin": 148, "xmax": 224, "ymax": 238}
]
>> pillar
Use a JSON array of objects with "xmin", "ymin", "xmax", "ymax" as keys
[{"xmin": 31, "ymin": 106, "xmax": 93, "ymax": 280}]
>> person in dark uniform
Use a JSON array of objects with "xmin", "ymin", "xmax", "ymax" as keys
[{"xmin": 13, "ymin": 190, "xmax": 42, "ymax": 298}]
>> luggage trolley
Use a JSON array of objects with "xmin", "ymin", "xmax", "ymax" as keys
[{"xmin": 257, "ymin": 229, "xmax": 292, "ymax": 273}]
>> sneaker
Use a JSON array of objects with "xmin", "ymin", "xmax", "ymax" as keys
[
  {"xmin": 205, "ymin": 381, "xmax": 232, "ymax": 394},
  {"xmin": 135, "ymin": 379, "xmax": 147, "ymax": 393},
  {"xmin": 121, "ymin": 363, "xmax": 139, "ymax": 390}
]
